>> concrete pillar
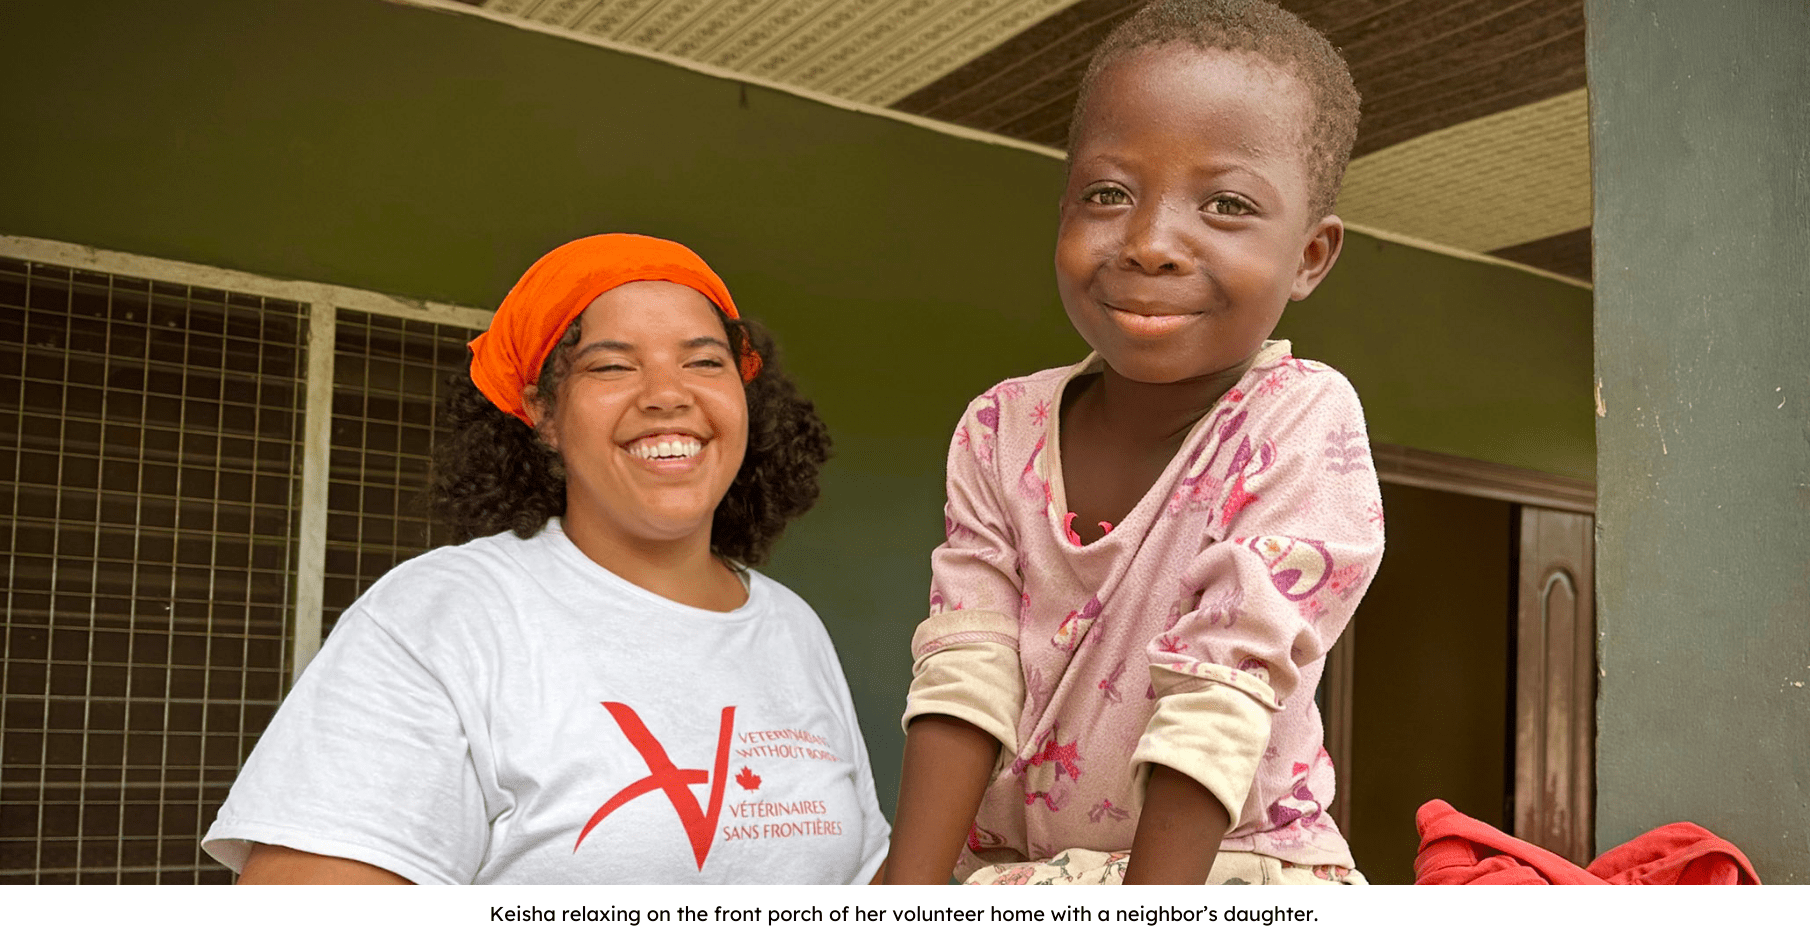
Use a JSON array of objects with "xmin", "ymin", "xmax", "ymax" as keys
[{"xmin": 1588, "ymin": 0, "xmax": 1809, "ymax": 881}]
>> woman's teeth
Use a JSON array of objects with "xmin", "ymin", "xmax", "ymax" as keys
[{"xmin": 628, "ymin": 438, "xmax": 702, "ymax": 460}]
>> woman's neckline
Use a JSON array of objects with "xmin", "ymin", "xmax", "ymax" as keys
[{"xmin": 543, "ymin": 517, "xmax": 757, "ymax": 615}]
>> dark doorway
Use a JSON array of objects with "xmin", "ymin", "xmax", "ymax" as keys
[{"xmin": 1342, "ymin": 483, "xmax": 1515, "ymax": 884}]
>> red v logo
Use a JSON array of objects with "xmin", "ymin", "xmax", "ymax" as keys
[{"xmin": 574, "ymin": 703, "xmax": 735, "ymax": 870}]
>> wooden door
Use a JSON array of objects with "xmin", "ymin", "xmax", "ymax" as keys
[{"xmin": 1512, "ymin": 507, "xmax": 1596, "ymax": 865}]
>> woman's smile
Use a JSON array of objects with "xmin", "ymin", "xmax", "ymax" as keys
[{"xmin": 621, "ymin": 429, "xmax": 708, "ymax": 464}]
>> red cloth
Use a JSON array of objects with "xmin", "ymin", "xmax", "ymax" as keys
[
  {"xmin": 467, "ymin": 233, "xmax": 759, "ymax": 426},
  {"xmin": 1413, "ymin": 799, "xmax": 1759, "ymax": 885}
]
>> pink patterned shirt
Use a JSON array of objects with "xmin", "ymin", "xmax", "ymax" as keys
[{"xmin": 903, "ymin": 341, "xmax": 1385, "ymax": 877}]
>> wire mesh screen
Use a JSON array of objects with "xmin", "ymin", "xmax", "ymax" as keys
[
  {"xmin": 0, "ymin": 257, "xmax": 305, "ymax": 883},
  {"xmin": 321, "ymin": 311, "xmax": 475, "ymax": 640}
]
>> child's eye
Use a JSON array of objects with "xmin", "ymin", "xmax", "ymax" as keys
[
  {"xmin": 1082, "ymin": 186, "xmax": 1132, "ymax": 206},
  {"xmin": 588, "ymin": 362, "xmax": 633, "ymax": 374},
  {"xmin": 1205, "ymin": 195, "xmax": 1254, "ymax": 216}
]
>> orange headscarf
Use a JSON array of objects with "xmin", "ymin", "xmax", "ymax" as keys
[{"xmin": 467, "ymin": 233, "xmax": 761, "ymax": 426}]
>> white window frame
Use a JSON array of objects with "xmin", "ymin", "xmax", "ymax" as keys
[{"xmin": 1, "ymin": 235, "xmax": 492, "ymax": 682}]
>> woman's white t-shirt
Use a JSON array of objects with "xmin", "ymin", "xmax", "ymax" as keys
[{"xmin": 203, "ymin": 520, "xmax": 889, "ymax": 884}]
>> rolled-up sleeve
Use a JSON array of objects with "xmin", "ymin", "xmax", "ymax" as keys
[{"xmin": 901, "ymin": 393, "xmax": 1026, "ymax": 754}]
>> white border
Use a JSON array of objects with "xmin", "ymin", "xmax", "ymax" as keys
[{"xmin": 13, "ymin": 880, "xmax": 1794, "ymax": 942}]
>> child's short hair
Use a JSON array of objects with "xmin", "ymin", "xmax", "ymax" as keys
[{"xmin": 1069, "ymin": 0, "xmax": 1361, "ymax": 221}]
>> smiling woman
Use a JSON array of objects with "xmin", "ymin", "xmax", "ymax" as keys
[
  {"xmin": 529, "ymin": 282, "xmax": 755, "ymax": 611},
  {"xmin": 198, "ymin": 235, "xmax": 889, "ymax": 884}
]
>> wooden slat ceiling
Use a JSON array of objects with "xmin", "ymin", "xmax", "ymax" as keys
[{"xmin": 436, "ymin": 0, "xmax": 1591, "ymax": 282}]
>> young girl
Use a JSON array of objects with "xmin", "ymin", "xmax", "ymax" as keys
[{"xmin": 886, "ymin": 0, "xmax": 1382, "ymax": 886}]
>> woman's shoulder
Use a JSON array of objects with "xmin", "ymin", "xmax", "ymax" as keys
[
  {"xmin": 744, "ymin": 570, "xmax": 830, "ymax": 636},
  {"xmin": 351, "ymin": 527, "xmax": 555, "ymax": 623},
  {"xmin": 741, "ymin": 571, "xmax": 859, "ymax": 701}
]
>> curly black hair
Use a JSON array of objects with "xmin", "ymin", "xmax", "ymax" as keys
[
  {"xmin": 429, "ymin": 311, "xmax": 831, "ymax": 567},
  {"xmin": 1069, "ymin": 0, "xmax": 1361, "ymax": 221}
]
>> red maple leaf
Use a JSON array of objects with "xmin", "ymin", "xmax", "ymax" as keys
[{"xmin": 735, "ymin": 766, "xmax": 761, "ymax": 791}]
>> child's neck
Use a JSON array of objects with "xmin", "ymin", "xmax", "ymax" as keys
[
  {"xmin": 1058, "ymin": 352, "xmax": 1257, "ymax": 544},
  {"xmin": 1089, "ymin": 353, "xmax": 1256, "ymax": 444}
]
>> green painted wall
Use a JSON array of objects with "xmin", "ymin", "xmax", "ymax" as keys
[
  {"xmin": 1292, "ymin": 232, "xmax": 1596, "ymax": 482},
  {"xmin": 3, "ymin": 0, "xmax": 1594, "ymax": 817},
  {"xmin": 1588, "ymin": 0, "xmax": 1809, "ymax": 882}
]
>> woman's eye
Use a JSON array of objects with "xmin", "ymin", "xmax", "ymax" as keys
[
  {"xmin": 1083, "ymin": 186, "xmax": 1131, "ymax": 206},
  {"xmin": 689, "ymin": 358, "xmax": 726, "ymax": 370},
  {"xmin": 1206, "ymin": 195, "xmax": 1254, "ymax": 215},
  {"xmin": 589, "ymin": 363, "xmax": 632, "ymax": 374}
]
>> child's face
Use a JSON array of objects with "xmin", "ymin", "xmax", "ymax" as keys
[{"xmin": 1056, "ymin": 45, "xmax": 1341, "ymax": 385}]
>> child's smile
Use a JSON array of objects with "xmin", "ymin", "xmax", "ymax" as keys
[
  {"xmin": 1105, "ymin": 305, "xmax": 1203, "ymax": 340},
  {"xmin": 1055, "ymin": 43, "xmax": 1342, "ymax": 386}
]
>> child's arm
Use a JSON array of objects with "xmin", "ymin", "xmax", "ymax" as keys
[
  {"xmin": 887, "ymin": 391, "xmax": 1027, "ymax": 884},
  {"xmin": 885, "ymin": 714, "xmax": 1000, "ymax": 884},
  {"xmin": 1122, "ymin": 765, "xmax": 1230, "ymax": 884}
]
